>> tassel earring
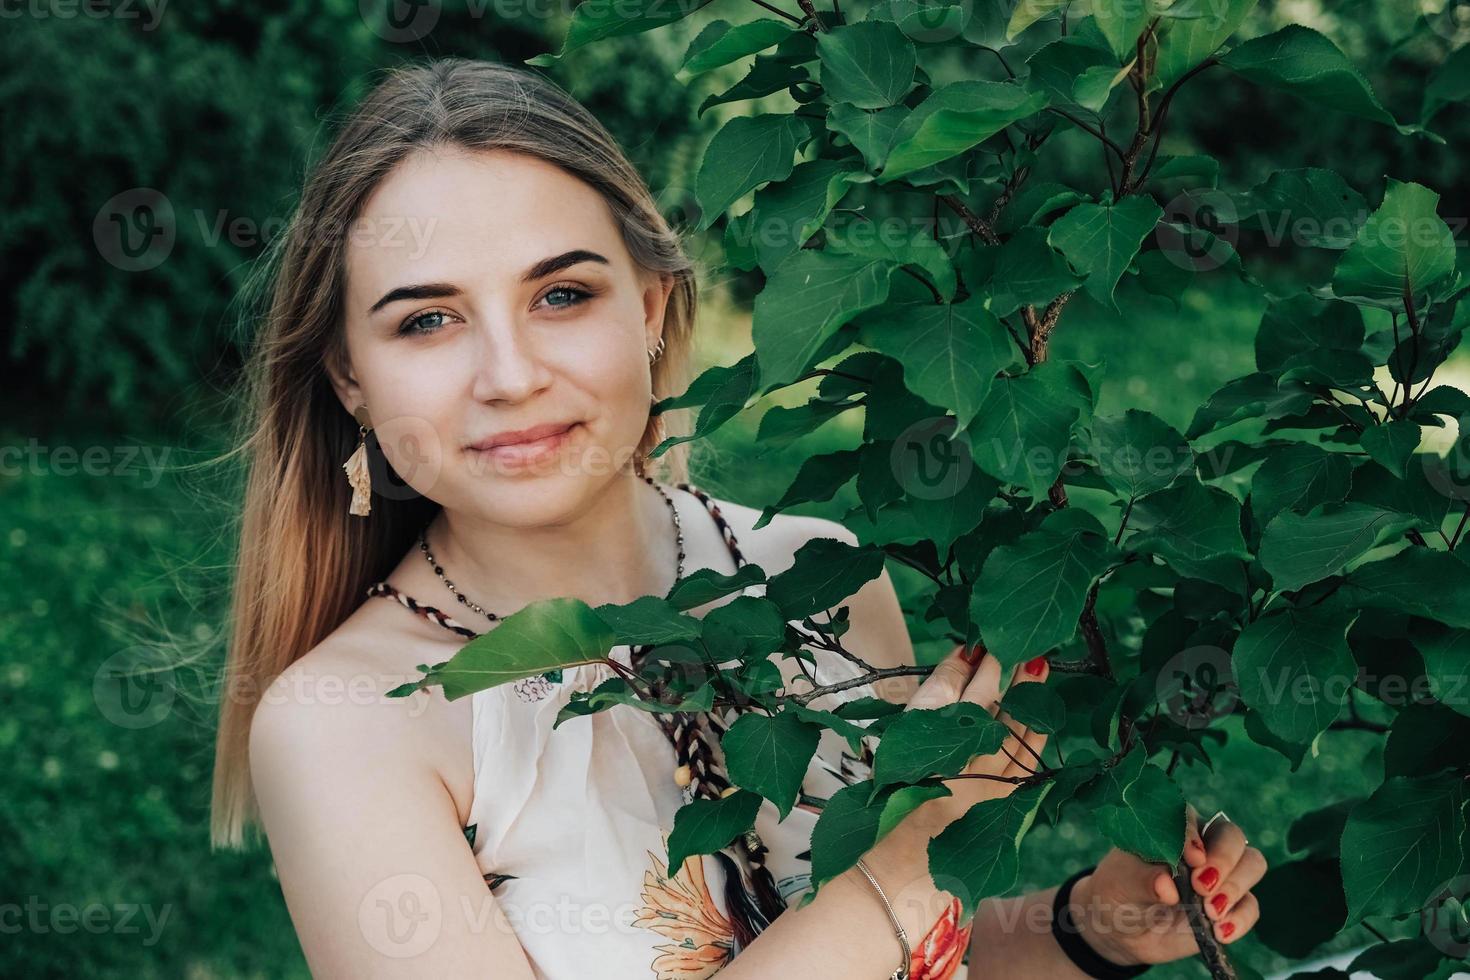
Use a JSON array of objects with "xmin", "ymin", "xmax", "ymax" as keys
[{"xmin": 344, "ymin": 405, "xmax": 373, "ymax": 517}]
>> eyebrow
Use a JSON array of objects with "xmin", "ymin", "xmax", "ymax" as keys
[{"xmin": 366, "ymin": 249, "xmax": 611, "ymax": 316}]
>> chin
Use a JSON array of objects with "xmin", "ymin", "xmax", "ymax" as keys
[{"xmin": 456, "ymin": 467, "xmax": 621, "ymax": 527}]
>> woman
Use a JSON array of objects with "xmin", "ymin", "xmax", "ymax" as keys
[{"xmin": 212, "ymin": 58, "xmax": 1266, "ymax": 979}]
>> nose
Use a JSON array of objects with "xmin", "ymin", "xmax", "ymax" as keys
[{"xmin": 469, "ymin": 319, "xmax": 553, "ymax": 404}]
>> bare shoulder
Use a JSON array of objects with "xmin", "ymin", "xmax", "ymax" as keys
[
  {"xmin": 247, "ymin": 599, "xmax": 465, "ymax": 789},
  {"xmin": 698, "ymin": 494, "xmax": 859, "ymax": 577}
]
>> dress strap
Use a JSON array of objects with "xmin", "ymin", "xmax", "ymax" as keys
[
  {"xmin": 364, "ymin": 581, "xmax": 481, "ymax": 639},
  {"xmin": 676, "ymin": 481, "xmax": 748, "ymax": 570},
  {"xmin": 365, "ymin": 482, "xmax": 748, "ymax": 637}
]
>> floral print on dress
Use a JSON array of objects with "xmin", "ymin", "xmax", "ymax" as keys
[
  {"xmin": 910, "ymin": 896, "xmax": 972, "ymax": 980},
  {"xmin": 632, "ymin": 833, "xmax": 734, "ymax": 980}
]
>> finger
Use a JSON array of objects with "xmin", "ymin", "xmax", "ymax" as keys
[
  {"xmin": 1191, "ymin": 816, "xmax": 1248, "ymax": 898},
  {"xmin": 1215, "ymin": 891, "xmax": 1259, "ymax": 944},
  {"xmin": 1204, "ymin": 847, "xmax": 1267, "ymax": 921},
  {"xmin": 906, "ymin": 644, "xmax": 984, "ymax": 711},
  {"xmin": 1182, "ymin": 805, "xmax": 1208, "ymax": 868},
  {"xmin": 1191, "ymin": 815, "xmax": 1248, "ymax": 897}
]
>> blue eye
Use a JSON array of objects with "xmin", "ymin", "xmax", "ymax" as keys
[
  {"xmin": 543, "ymin": 285, "xmax": 592, "ymax": 309},
  {"xmin": 397, "ymin": 309, "xmax": 452, "ymax": 336}
]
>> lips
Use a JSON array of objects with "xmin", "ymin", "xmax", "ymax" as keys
[
  {"xmin": 467, "ymin": 421, "xmax": 578, "ymax": 452},
  {"xmin": 461, "ymin": 420, "xmax": 576, "ymax": 470}
]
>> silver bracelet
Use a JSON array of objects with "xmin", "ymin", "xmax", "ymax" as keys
[{"xmin": 854, "ymin": 857, "xmax": 911, "ymax": 980}]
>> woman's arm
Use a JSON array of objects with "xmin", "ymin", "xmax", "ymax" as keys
[{"xmin": 249, "ymin": 653, "xmax": 538, "ymax": 979}]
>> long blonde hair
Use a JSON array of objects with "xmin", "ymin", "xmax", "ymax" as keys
[{"xmin": 210, "ymin": 58, "xmax": 698, "ymax": 850}]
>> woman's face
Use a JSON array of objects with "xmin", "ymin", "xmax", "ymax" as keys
[{"xmin": 331, "ymin": 146, "xmax": 674, "ymax": 524}]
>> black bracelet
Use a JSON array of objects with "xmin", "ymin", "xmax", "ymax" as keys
[{"xmin": 1050, "ymin": 865, "xmax": 1152, "ymax": 979}]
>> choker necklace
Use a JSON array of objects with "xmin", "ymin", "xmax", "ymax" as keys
[{"xmin": 418, "ymin": 474, "xmax": 686, "ymax": 622}]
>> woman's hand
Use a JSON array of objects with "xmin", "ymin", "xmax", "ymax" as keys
[
  {"xmin": 896, "ymin": 642, "xmax": 1053, "ymax": 836},
  {"xmin": 1069, "ymin": 805, "xmax": 1267, "ymax": 967}
]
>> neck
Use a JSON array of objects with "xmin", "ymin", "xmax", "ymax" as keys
[{"xmin": 424, "ymin": 472, "xmax": 679, "ymax": 616}]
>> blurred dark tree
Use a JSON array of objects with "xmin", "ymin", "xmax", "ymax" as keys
[{"xmin": 0, "ymin": 0, "xmax": 708, "ymax": 438}]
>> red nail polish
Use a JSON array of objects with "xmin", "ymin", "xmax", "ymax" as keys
[
  {"xmin": 1220, "ymin": 921, "xmax": 1235, "ymax": 939},
  {"xmin": 1024, "ymin": 656, "xmax": 1047, "ymax": 676},
  {"xmin": 1198, "ymin": 866, "xmax": 1219, "ymax": 890},
  {"xmin": 962, "ymin": 644, "xmax": 985, "ymax": 665},
  {"xmin": 1210, "ymin": 893, "xmax": 1228, "ymax": 915}
]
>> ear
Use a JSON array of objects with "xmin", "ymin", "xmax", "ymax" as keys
[
  {"xmin": 640, "ymin": 270, "xmax": 676, "ymax": 352},
  {"xmin": 323, "ymin": 336, "xmax": 365, "ymax": 421}
]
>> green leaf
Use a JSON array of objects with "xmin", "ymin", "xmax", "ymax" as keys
[
  {"xmin": 1006, "ymin": 0, "xmax": 1069, "ymax": 40},
  {"xmin": 701, "ymin": 596, "xmax": 789, "ymax": 660},
  {"xmin": 879, "ymin": 81, "xmax": 1048, "ymax": 183},
  {"xmin": 1418, "ymin": 624, "xmax": 1470, "ymax": 720},
  {"xmin": 752, "ymin": 249, "xmax": 897, "ymax": 390},
  {"xmin": 750, "ymin": 159, "xmax": 864, "ymax": 270},
  {"xmin": 1129, "ymin": 476, "xmax": 1251, "ymax": 581},
  {"xmin": 927, "ymin": 782, "xmax": 1052, "ymax": 920},
  {"xmin": 591, "ymin": 595, "xmax": 705, "ymax": 645},
  {"xmin": 1094, "ymin": 1, "xmax": 1154, "ymax": 62},
  {"xmin": 1048, "ymin": 197, "xmax": 1164, "ymax": 311},
  {"xmin": 1259, "ymin": 502, "xmax": 1419, "ymax": 592},
  {"xmin": 758, "ymin": 449, "xmax": 863, "ymax": 529},
  {"xmin": 722, "ymin": 711, "xmax": 823, "ymax": 819},
  {"xmin": 970, "ymin": 225, "xmax": 1086, "ymax": 317},
  {"xmin": 1249, "ymin": 443, "xmax": 1352, "ymax": 527},
  {"xmin": 998, "ymin": 682, "xmax": 1067, "ymax": 734},
  {"xmin": 666, "ymin": 788, "xmax": 764, "ymax": 872},
  {"xmin": 1152, "ymin": 0, "xmax": 1257, "ymax": 89},
  {"xmin": 526, "ymin": 0, "xmax": 717, "ymax": 65},
  {"xmin": 1094, "ymin": 763, "xmax": 1187, "ymax": 865},
  {"xmin": 1087, "ymin": 409, "xmax": 1194, "ymax": 498},
  {"xmin": 763, "ymin": 536, "xmax": 887, "ymax": 620},
  {"xmin": 1255, "ymin": 293, "xmax": 1365, "ymax": 373},
  {"xmin": 870, "ymin": 703, "xmax": 1010, "ymax": 792},
  {"xmin": 694, "ymin": 114, "xmax": 810, "ymax": 231},
  {"xmin": 1219, "ymin": 25, "xmax": 1430, "ymax": 139},
  {"xmin": 816, "ymin": 21, "xmax": 917, "ymax": 109},
  {"xmin": 855, "ymin": 295, "xmax": 1015, "ymax": 430},
  {"xmin": 1025, "ymin": 35, "xmax": 1119, "ymax": 109},
  {"xmin": 664, "ymin": 563, "xmax": 769, "ymax": 611},
  {"xmin": 650, "ymin": 354, "xmax": 759, "ymax": 457},
  {"xmin": 1186, "ymin": 372, "xmax": 1316, "ymax": 439},
  {"xmin": 809, "ymin": 778, "xmax": 950, "ymax": 888},
  {"xmin": 679, "ymin": 19, "xmax": 792, "ymax": 80},
  {"xmin": 964, "ymin": 361, "xmax": 1087, "ymax": 500},
  {"xmin": 1341, "ymin": 774, "xmax": 1468, "ymax": 924},
  {"xmin": 828, "ymin": 103, "xmax": 908, "ymax": 171},
  {"xmin": 1360, "ymin": 420, "xmax": 1422, "ymax": 479},
  {"xmin": 1244, "ymin": 168, "xmax": 1368, "ymax": 250},
  {"xmin": 1234, "ymin": 605, "xmax": 1356, "ymax": 747},
  {"xmin": 1340, "ymin": 547, "xmax": 1470, "ymax": 628},
  {"xmin": 971, "ymin": 509, "xmax": 1120, "ymax": 675},
  {"xmin": 1331, "ymin": 179, "xmax": 1459, "ymax": 309},
  {"xmin": 433, "ymin": 597, "xmax": 616, "ymax": 700}
]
